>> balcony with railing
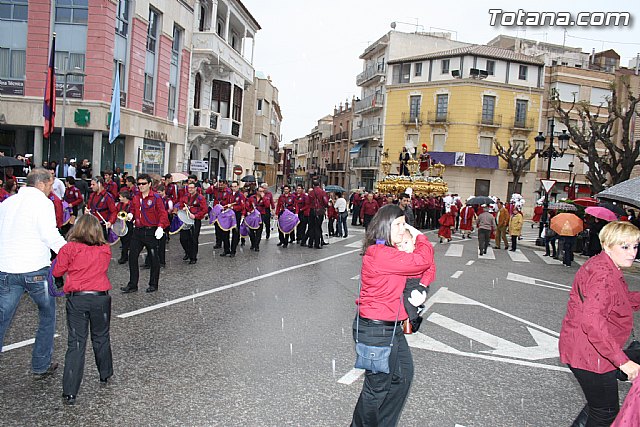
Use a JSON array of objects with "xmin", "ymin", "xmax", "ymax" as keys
[
  {"xmin": 511, "ymin": 117, "xmax": 534, "ymax": 131},
  {"xmin": 327, "ymin": 163, "xmax": 346, "ymax": 172},
  {"xmin": 477, "ymin": 114, "xmax": 502, "ymax": 127},
  {"xmin": 192, "ymin": 32, "xmax": 254, "ymax": 83},
  {"xmin": 354, "ymin": 93, "xmax": 384, "ymax": 114},
  {"xmin": 356, "ymin": 63, "xmax": 386, "ymax": 86},
  {"xmin": 351, "ymin": 156, "xmax": 379, "ymax": 169},
  {"xmin": 427, "ymin": 111, "xmax": 449, "ymax": 124},
  {"xmin": 352, "ymin": 124, "xmax": 382, "ymax": 141},
  {"xmin": 401, "ymin": 112, "xmax": 424, "ymax": 126},
  {"xmin": 191, "ymin": 109, "xmax": 221, "ymax": 131}
]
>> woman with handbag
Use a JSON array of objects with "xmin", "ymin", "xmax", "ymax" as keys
[
  {"xmin": 559, "ymin": 221, "xmax": 640, "ymax": 426},
  {"xmin": 351, "ymin": 204, "xmax": 436, "ymax": 427}
]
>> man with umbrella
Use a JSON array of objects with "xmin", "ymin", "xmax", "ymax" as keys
[{"xmin": 550, "ymin": 213, "xmax": 584, "ymax": 266}]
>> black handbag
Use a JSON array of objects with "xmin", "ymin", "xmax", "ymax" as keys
[
  {"xmin": 354, "ymin": 280, "xmax": 402, "ymax": 374},
  {"xmin": 577, "ymin": 285, "xmax": 640, "ymax": 381}
]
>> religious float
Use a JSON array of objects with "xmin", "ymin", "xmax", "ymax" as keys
[{"xmin": 375, "ymin": 157, "xmax": 449, "ymax": 197}]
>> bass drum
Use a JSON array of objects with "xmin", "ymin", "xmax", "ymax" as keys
[{"xmin": 177, "ymin": 209, "xmax": 194, "ymax": 230}]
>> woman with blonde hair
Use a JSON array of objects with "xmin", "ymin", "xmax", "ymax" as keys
[
  {"xmin": 53, "ymin": 214, "xmax": 113, "ymax": 405},
  {"xmin": 559, "ymin": 221, "xmax": 640, "ymax": 426}
]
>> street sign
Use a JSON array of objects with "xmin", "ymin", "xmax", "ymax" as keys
[
  {"xmin": 190, "ymin": 160, "xmax": 208, "ymax": 172},
  {"xmin": 540, "ymin": 179, "xmax": 556, "ymax": 193},
  {"xmin": 233, "ymin": 165, "xmax": 243, "ymax": 175}
]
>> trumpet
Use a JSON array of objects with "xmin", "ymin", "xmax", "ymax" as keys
[{"xmin": 112, "ymin": 211, "xmax": 129, "ymax": 237}]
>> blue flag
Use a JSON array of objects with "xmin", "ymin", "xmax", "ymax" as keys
[{"xmin": 109, "ymin": 69, "xmax": 121, "ymax": 144}]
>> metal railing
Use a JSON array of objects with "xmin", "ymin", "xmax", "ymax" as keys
[
  {"xmin": 356, "ymin": 63, "xmax": 386, "ymax": 86},
  {"xmin": 352, "ymin": 124, "xmax": 382, "ymax": 141},
  {"xmin": 354, "ymin": 93, "xmax": 384, "ymax": 114},
  {"xmin": 512, "ymin": 117, "xmax": 534, "ymax": 130},
  {"xmin": 478, "ymin": 114, "xmax": 502, "ymax": 127},
  {"xmin": 401, "ymin": 112, "xmax": 424, "ymax": 125},
  {"xmin": 351, "ymin": 156, "xmax": 379, "ymax": 168},
  {"xmin": 427, "ymin": 111, "xmax": 448, "ymax": 123}
]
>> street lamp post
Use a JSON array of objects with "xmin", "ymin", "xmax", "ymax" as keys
[
  {"xmin": 567, "ymin": 161, "xmax": 575, "ymax": 199},
  {"xmin": 534, "ymin": 118, "xmax": 570, "ymax": 246},
  {"xmin": 56, "ymin": 66, "xmax": 85, "ymax": 178}
]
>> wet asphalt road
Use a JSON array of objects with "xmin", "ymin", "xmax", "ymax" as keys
[{"xmin": 1, "ymin": 221, "xmax": 639, "ymax": 426}]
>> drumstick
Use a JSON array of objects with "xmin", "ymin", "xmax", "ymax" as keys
[{"xmin": 90, "ymin": 209, "xmax": 110, "ymax": 227}]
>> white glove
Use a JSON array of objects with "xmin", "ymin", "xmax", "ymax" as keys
[
  {"xmin": 408, "ymin": 289, "xmax": 427, "ymax": 307},
  {"xmin": 404, "ymin": 223, "xmax": 422, "ymax": 239},
  {"xmin": 154, "ymin": 227, "xmax": 164, "ymax": 240},
  {"xmin": 126, "ymin": 213, "xmax": 133, "ymax": 221}
]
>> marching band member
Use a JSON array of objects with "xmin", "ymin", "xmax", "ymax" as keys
[
  {"xmin": 156, "ymin": 185, "xmax": 173, "ymax": 266},
  {"xmin": 260, "ymin": 183, "xmax": 275, "ymax": 239},
  {"xmin": 64, "ymin": 176, "xmax": 83, "ymax": 217},
  {"xmin": 295, "ymin": 185, "xmax": 310, "ymax": 245},
  {"xmin": 208, "ymin": 180, "xmax": 231, "ymax": 249},
  {"xmin": 276, "ymin": 185, "xmax": 297, "ymax": 248},
  {"xmin": 177, "ymin": 182, "xmax": 207, "ymax": 264},
  {"xmin": 246, "ymin": 187, "xmax": 267, "ymax": 251},
  {"xmin": 307, "ymin": 180, "xmax": 329, "ymax": 249},
  {"xmin": 49, "ymin": 191, "xmax": 64, "ymax": 230},
  {"xmin": 102, "ymin": 170, "xmax": 119, "ymax": 200},
  {"xmin": 0, "ymin": 179, "xmax": 15, "ymax": 202},
  {"xmin": 219, "ymin": 181, "xmax": 245, "ymax": 257},
  {"xmin": 116, "ymin": 189, "xmax": 134, "ymax": 264},
  {"xmin": 87, "ymin": 177, "xmax": 117, "ymax": 240},
  {"xmin": 459, "ymin": 202, "xmax": 476, "ymax": 239},
  {"xmin": 164, "ymin": 173, "xmax": 178, "ymax": 203},
  {"xmin": 120, "ymin": 174, "xmax": 169, "ymax": 294}
]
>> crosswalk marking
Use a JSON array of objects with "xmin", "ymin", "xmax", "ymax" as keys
[
  {"xmin": 445, "ymin": 244, "xmax": 463, "ymax": 257},
  {"xmin": 534, "ymin": 250, "xmax": 563, "ymax": 265},
  {"xmin": 506, "ymin": 249, "xmax": 530, "ymax": 262}
]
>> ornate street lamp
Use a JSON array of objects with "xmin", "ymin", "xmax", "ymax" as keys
[
  {"xmin": 567, "ymin": 161, "xmax": 575, "ymax": 199},
  {"xmin": 534, "ymin": 119, "xmax": 570, "ymax": 245}
]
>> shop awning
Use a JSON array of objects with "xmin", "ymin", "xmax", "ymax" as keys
[{"xmin": 350, "ymin": 142, "xmax": 366, "ymax": 154}]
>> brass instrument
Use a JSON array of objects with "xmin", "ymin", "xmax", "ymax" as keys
[{"xmin": 112, "ymin": 211, "xmax": 129, "ymax": 237}]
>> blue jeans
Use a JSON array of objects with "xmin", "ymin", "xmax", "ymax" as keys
[
  {"xmin": 0, "ymin": 266, "xmax": 56, "ymax": 373},
  {"xmin": 337, "ymin": 212, "xmax": 348, "ymax": 237}
]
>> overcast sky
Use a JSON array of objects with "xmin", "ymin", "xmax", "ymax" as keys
[{"xmin": 243, "ymin": 0, "xmax": 640, "ymax": 144}]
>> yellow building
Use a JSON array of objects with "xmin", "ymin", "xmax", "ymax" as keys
[{"xmin": 384, "ymin": 45, "xmax": 545, "ymax": 213}]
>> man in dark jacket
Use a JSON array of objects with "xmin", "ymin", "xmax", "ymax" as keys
[{"xmin": 306, "ymin": 180, "xmax": 328, "ymax": 249}]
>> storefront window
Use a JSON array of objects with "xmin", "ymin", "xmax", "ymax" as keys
[
  {"xmin": 141, "ymin": 139, "xmax": 165, "ymax": 175},
  {"xmin": 101, "ymin": 136, "xmax": 125, "ymax": 171}
]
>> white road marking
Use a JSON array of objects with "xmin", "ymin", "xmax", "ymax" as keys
[
  {"xmin": 507, "ymin": 249, "xmax": 529, "ymax": 262},
  {"xmin": 2, "ymin": 334, "xmax": 61, "ymax": 353},
  {"xmin": 445, "ymin": 244, "xmax": 463, "ymax": 257},
  {"xmin": 483, "ymin": 246, "xmax": 496, "ymax": 260},
  {"xmin": 534, "ymin": 250, "xmax": 563, "ymax": 265},
  {"xmin": 466, "ymin": 260, "xmax": 474, "ymax": 266},
  {"xmin": 507, "ymin": 272, "xmax": 571, "ymax": 292},
  {"xmin": 575, "ymin": 258, "xmax": 585, "ymax": 265},
  {"xmin": 338, "ymin": 368, "xmax": 365, "ymax": 385},
  {"xmin": 451, "ymin": 271, "xmax": 463, "ymax": 279},
  {"xmin": 351, "ymin": 275, "xmax": 360, "ymax": 280},
  {"xmin": 118, "ymin": 249, "xmax": 361, "ymax": 319},
  {"xmin": 345, "ymin": 241, "xmax": 361, "ymax": 248}
]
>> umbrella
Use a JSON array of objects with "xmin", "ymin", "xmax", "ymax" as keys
[
  {"xmin": 550, "ymin": 213, "xmax": 584, "ymax": 236},
  {"xmin": 597, "ymin": 177, "xmax": 640, "ymax": 209},
  {"xmin": 241, "ymin": 175, "xmax": 256, "ymax": 183},
  {"xmin": 170, "ymin": 172, "xmax": 188, "ymax": 182},
  {"xmin": 597, "ymin": 201, "xmax": 626, "ymax": 217},
  {"xmin": 325, "ymin": 184, "xmax": 346, "ymax": 193},
  {"xmin": 572, "ymin": 197, "xmax": 598, "ymax": 207},
  {"xmin": 548, "ymin": 202, "xmax": 577, "ymax": 212},
  {"xmin": 467, "ymin": 196, "xmax": 493, "ymax": 205},
  {"xmin": 0, "ymin": 157, "xmax": 25, "ymax": 168},
  {"xmin": 585, "ymin": 206, "xmax": 617, "ymax": 222}
]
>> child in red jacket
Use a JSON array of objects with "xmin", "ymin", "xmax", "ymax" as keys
[{"xmin": 53, "ymin": 214, "xmax": 113, "ymax": 406}]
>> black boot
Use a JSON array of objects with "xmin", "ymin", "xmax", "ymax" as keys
[{"xmin": 571, "ymin": 405, "xmax": 588, "ymax": 427}]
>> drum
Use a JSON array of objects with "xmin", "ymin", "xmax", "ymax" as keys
[
  {"xmin": 107, "ymin": 229, "xmax": 120, "ymax": 246},
  {"xmin": 169, "ymin": 214, "xmax": 184, "ymax": 235},
  {"xmin": 209, "ymin": 203, "xmax": 223, "ymax": 225},
  {"xmin": 217, "ymin": 209, "xmax": 237, "ymax": 231},
  {"xmin": 278, "ymin": 209, "xmax": 300, "ymax": 234},
  {"xmin": 177, "ymin": 209, "xmax": 194, "ymax": 230},
  {"xmin": 47, "ymin": 259, "xmax": 64, "ymax": 297},
  {"xmin": 244, "ymin": 209, "xmax": 262, "ymax": 230},
  {"xmin": 239, "ymin": 221, "xmax": 249, "ymax": 237}
]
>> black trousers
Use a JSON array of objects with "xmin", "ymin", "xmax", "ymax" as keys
[
  {"xmin": 351, "ymin": 318, "xmax": 413, "ymax": 427},
  {"xmin": 278, "ymin": 229, "xmax": 293, "ymax": 247},
  {"xmin": 307, "ymin": 211, "xmax": 323, "ymax": 248},
  {"xmin": 248, "ymin": 223, "xmax": 263, "ymax": 249},
  {"xmin": 179, "ymin": 219, "xmax": 202, "ymax": 261},
  {"xmin": 328, "ymin": 218, "xmax": 336, "ymax": 235},
  {"xmin": 569, "ymin": 367, "xmax": 619, "ymax": 426},
  {"xmin": 261, "ymin": 212, "xmax": 272, "ymax": 239},
  {"xmin": 478, "ymin": 229, "xmax": 491, "ymax": 253},
  {"xmin": 158, "ymin": 229, "xmax": 167, "ymax": 265},
  {"xmin": 63, "ymin": 294, "xmax": 113, "ymax": 396},
  {"xmin": 352, "ymin": 205, "xmax": 361, "ymax": 225},
  {"xmin": 297, "ymin": 214, "xmax": 308, "ymax": 243},
  {"xmin": 511, "ymin": 235, "xmax": 518, "ymax": 251},
  {"xmin": 563, "ymin": 236, "xmax": 576, "ymax": 266},
  {"xmin": 120, "ymin": 221, "xmax": 133, "ymax": 261},
  {"xmin": 427, "ymin": 209, "xmax": 436, "ymax": 229},
  {"xmin": 363, "ymin": 214, "xmax": 374, "ymax": 230},
  {"xmin": 544, "ymin": 236, "xmax": 557, "ymax": 257},
  {"xmin": 223, "ymin": 211, "xmax": 242, "ymax": 254},
  {"xmin": 214, "ymin": 222, "xmax": 223, "ymax": 247},
  {"xmin": 128, "ymin": 227, "xmax": 160, "ymax": 289}
]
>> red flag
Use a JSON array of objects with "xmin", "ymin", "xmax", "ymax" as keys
[{"xmin": 43, "ymin": 34, "xmax": 56, "ymax": 138}]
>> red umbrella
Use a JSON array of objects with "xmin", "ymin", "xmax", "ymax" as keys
[
  {"xmin": 550, "ymin": 213, "xmax": 584, "ymax": 236},
  {"xmin": 572, "ymin": 197, "xmax": 598, "ymax": 207},
  {"xmin": 585, "ymin": 206, "xmax": 617, "ymax": 222}
]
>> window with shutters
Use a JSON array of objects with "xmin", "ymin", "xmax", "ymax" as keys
[
  {"xmin": 211, "ymin": 80, "xmax": 231, "ymax": 118},
  {"xmin": 232, "ymin": 85, "xmax": 242, "ymax": 122}
]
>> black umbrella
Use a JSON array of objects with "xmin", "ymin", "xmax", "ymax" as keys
[
  {"xmin": 0, "ymin": 157, "xmax": 25, "ymax": 168},
  {"xmin": 240, "ymin": 175, "xmax": 256, "ymax": 183},
  {"xmin": 597, "ymin": 178, "xmax": 640, "ymax": 209},
  {"xmin": 467, "ymin": 196, "xmax": 494, "ymax": 205},
  {"xmin": 325, "ymin": 184, "xmax": 346, "ymax": 193},
  {"xmin": 597, "ymin": 201, "xmax": 626, "ymax": 217}
]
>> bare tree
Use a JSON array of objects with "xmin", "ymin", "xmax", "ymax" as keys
[
  {"xmin": 551, "ymin": 78, "xmax": 640, "ymax": 193},
  {"xmin": 493, "ymin": 138, "xmax": 537, "ymax": 192}
]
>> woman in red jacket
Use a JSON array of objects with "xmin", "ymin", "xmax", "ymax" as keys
[
  {"xmin": 53, "ymin": 214, "xmax": 113, "ymax": 406},
  {"xmin": 559, "ymin": 221, "xmax": 640, "ymax": 425},
  {"xmin": 351, "ymin": 204, "xmax": 436, "ymax": 426}
]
